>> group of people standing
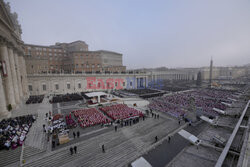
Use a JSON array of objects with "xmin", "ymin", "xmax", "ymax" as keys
[
  {"xmin": 70, "ymin": 146, "xmax": 77, "ymax": 155},
  {"xmin": 73, "ymin": 131, "xmax": 80, "ymax": 139}
]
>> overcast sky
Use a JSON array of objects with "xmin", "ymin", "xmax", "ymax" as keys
[{"xmin": 5, "ymin": 0, "xmax": 250, "ymax": 69}]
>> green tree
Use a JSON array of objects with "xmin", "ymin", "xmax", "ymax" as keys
[
  {"xmin": 196, "ymin": 71, "xmax": 202, "ymax": 86},
  {"xmin": 7, "ymin": 104, "xmax": 12, "ymax": 111}
]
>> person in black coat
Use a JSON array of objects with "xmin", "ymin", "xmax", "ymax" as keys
[
  {"xmin": 102, "ymin": 144, "xmax": 105, "ymax": 153},
  {"xmin": 155, "ymin": 136, "xmax": 158, "ymax": 142},
  {"xmin": 70, "ymin": 147, "xmax": 73, "ymax": 155},
  {"xmin": 74, "ymin": 146, "xmax": 77, "ymax": 154},
  {"xmin": 73, "ymin": 132, "xmax": 76, "ymax": 139},
  {"xmin": 77, "ymin": 131, "xmax": 80, "ymax": 138}
]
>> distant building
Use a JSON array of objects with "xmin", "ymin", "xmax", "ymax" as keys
[
  {"xmin": 209, "ymin": 58, "xmax": 213, "ymax": 87},
  {"xmin": 24, "ymin": 41, "xmax": 126, "ymax": 74}
]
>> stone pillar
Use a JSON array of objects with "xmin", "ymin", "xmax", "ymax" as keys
[
  {"xmin": 8, "ymin": 48, "xmax": 20, "ymax": 104},
  {"xmin": 0, "ymin": 44, "xmax": 16, "ymax": 108},
  {"xmin": 18, "ymin": 56, "xmax": 25, "ymax": 96},
  {"xmin": 21, "ymin": 56, "xmax": 28, "ymax": 97},
  {"xmin": 0, "ymin": 74, "xmax": 9, "ymax": 118},
  {"xmin": 14, "ymin": 52, "xmax": 23, "ymax": 98}
]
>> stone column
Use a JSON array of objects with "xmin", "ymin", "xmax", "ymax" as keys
[
  {"xmin": 14, "ymin": 52, "xmax": 23, "ymax": 98},
  {"xmin": 18, "ymin": 56, "xmax": 25, "ymax": 96},
  {"xmin": 21, "ymin": 56, "xmax": 28, "ymax": 97},
  {"xmin": 0, "ymin": 74, "xmax": 9, "ymax": 118},
  {"xmin": 8, "ymin": 48, "xmax": 20, "ymax": 104},
  {"xmin": 0, "ymin": 43, "xmax": 16, "ymax": 108}
]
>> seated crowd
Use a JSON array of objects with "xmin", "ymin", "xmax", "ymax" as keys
[
  {"xmin": 112, "ymin": 90, "xmax": 137, "ymax": 98},
  {"xmin": 50, "ymin": 93, "xmax": 83, "ymax": 103},
  {"xmin": 149, "ymin": 89, "xmax": 233, "ymax": 118},
  {"xmin": 65, "ymin": 114, "xmax": 77, "ymax": 128},
  {"xmin": 72, "ymin": 108, "xmax": 110, "ymax": 128},
  {"xmin": 26, "ymin": 95, "xmax": 44, "ymax": 104},
  {"xmin": 125, "ymin": 89, "xmax": 161, "ymax": 95},
  {"xmin": 99, "ymin": 104, "xmax": 143, "ymax": 120},
  {"xmin": 0, "ymin": 115, "xmax": 35, "ymax": 150},
  {"xmin": 47, "ymin": 116, "xmax": 67, "ymax": 134}
]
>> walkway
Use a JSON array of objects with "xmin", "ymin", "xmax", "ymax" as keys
[{"xmin": 22, "ymin": 115, "xmax": 178, "ymax": 167}]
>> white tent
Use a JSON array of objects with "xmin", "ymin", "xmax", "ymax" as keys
[{"xmin": 85, "ymin": 92, "xmax": 107, "ymax": 103}]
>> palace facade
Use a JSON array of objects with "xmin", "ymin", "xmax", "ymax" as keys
[{"xmin": 24, "ymin": 41, "xmax": 126, "ymax": 74}]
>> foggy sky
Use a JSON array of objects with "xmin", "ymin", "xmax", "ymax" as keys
[{"xmin": 5, "ymin": 0, "xmax": 250, "ymax": 69}]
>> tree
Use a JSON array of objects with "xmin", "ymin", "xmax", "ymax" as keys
[
  {"xmin": 7, "ymin": 104, "xmax": 12, "ymax": 111},
  {"xmin": 196, "ymin": 71, "xmax": 202, "ymax": 86}
]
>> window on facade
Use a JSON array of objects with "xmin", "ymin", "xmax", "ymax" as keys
[
  {"xmin": 98, "ymin": 82, "xmax": 101, "ymax": 88},
  {"xmin": 115, "ymin": 82, "xmax": 118, "ymax": 86},
  {"xmin": 42, "ymin": 84, "xmax": 46, "ymax": 91},
  {"xmin": 67, "ymin": 83, "xmax": 70, "ymax": 89},
  {"xmin": 130, "ymin": 82, "xmax": 132, "ymax": 86},
  {"xmin": 28, "ymin": 85, "xmax": 32, "ymax": 91},
  {"xmin": 78, "ymin": 83, "xmax": 81, "ymax": 89},
  {"xmin": 55, "ymin": 84, "xmax": 59, "ymax": 90},
  {"xmin": 123, "ymin": 82, "xmax": 125, "ymax": 87},
  {"xmin": 92, "ymin": 64, "xmax": 95, "ymax": 68}
]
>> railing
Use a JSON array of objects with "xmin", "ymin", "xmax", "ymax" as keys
[{"xmin": 215, "ymin": 100, "xmax": 250, "ymax": 167}]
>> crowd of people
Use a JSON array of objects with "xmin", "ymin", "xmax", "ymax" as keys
[
  {"xmin": 99, "ymin": 104, "xmax": 143, "ymax": 120},
  {"xmin": 125, "ymin": 89, "xmax": 161, "ymax": 95},
  {"xmin": 65, "ymin": 114, "xmax": 77, "ymax": 128},
  {"xmin": 112, "ymin": 90, "xmax": 137, "ymax": 98},
  {"xmin": 50, "ymin": 93, "xmax": 83, "ymax": 103},
  {"xmin": 0, "ymin": 115, "xmax": 36, "ymax": 150},
  {"xmin": 47, "ymin": 117, "xmax": 67, "ymax": 135},
  {"xmin": 149, "ymin": 89, "xmax": 233, "ymax": 118},
  {"xmin": 72, "ymin": 108, "xmax": 110, "ymax": 128},
  {"xmin": 26, "ymin": 95, "xmax": 44, "ymax": 104},
  {"xmin": 149, "ymin": 97, "xmax": 186, "ymax": 118}
]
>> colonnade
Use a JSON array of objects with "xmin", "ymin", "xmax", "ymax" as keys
[{"xmin": 0, "ymin": 39, "xmax": 28, "ymax": 118}]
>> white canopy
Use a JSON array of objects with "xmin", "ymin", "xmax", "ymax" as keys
[{"xmin": 85, "ymin": 92, "xmax": 107, "ymax": 103}]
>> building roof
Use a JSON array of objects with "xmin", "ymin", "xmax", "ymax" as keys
[{"xmin": 96, "ymin": 50, "xmax": 122, "ymax": 55}]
